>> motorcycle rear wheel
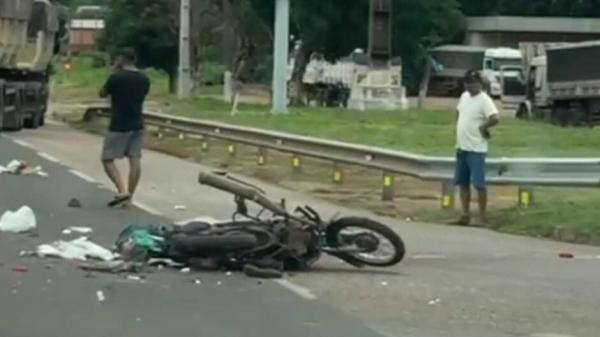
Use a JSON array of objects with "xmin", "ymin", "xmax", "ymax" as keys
[{"xmin": 326, "ymin": 217, "xmax": 405, "ymax": 267}]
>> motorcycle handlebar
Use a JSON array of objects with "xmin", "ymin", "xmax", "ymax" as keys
[{"xmin": 198, "ymin": 172, "xmax": 288, "ymax": 216}]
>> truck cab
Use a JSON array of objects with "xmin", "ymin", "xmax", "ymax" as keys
[{"xmin": 482, "ymin": 48, "xmax": 524, "ymax": 98}]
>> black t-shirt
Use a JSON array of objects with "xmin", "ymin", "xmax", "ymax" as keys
[{"xmin": 102, "ymin": 70, "xmax": 150, "ymax": 132}]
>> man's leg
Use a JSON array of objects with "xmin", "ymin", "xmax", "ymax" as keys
[
  {"xmin": 102, "ymin": 159, "xmax": 127, "ymax": 195},
  {"xmin": 452, "ymin": 150, "xmax": 471, "ymax": 225},
  {"xmin": 471, "ymin": 152, "xmax": 488, "ymax": 225},
  {"xmin": 128, "ymin": 157, "xmax": 141, "ymax": 197}
]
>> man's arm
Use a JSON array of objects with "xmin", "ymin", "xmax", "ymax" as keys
[
  {"xmin": 99, "ymin": 75, "xmax": 114, "ymax": 98},
  {"xmin": 479, "ymin": 97, "xmax": 500, "ymax": 138}
]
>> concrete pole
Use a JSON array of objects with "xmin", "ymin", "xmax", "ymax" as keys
[
  {"xmin": 271, "ymin": 0, "xmax": 290, "ymax": 114},
  {"xmin": 177, "ymin": 0, "xmax": 192, "ymax": 98}
]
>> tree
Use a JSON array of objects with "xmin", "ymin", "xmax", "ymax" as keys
[{"xmin": 99, "ymin": 0, "xmax": 179, "ymax": 92}]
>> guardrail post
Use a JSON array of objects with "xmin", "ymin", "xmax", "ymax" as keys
[
  {"xmin": 291, "ymin": 154, "xmax": 302, "ymax": 174},
  {"xmin": 257, "ymin": 147, "xmax": 267, "ymax": 166},
  {"xmin": 332, "ymin": 162, "xmax": 344, "ymax": 184},
  {"xmin": 441, "ymin": 181, "xmax": 455, "ymax": 209},
  {"xmin": 382, "ymin": 172, "xmax": 395, "ymax": 201},
  {"xmin": 518, "ymin": 186, "xmax": 534, "ymax": 208},
  {"xmin": 201, "ymin": 139, "xmax": 209, "ymax": 152},
  {"xmin": 227, "ymin": 144, "xmax": 236, "ymax": 157}
]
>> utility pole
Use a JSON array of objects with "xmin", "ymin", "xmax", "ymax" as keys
[
  {"xmin": 177, "ymin": 0, "xmax": 192, "ymax": 98},
  {"xmin": 271, "ymin": 0, "xmax": 290, "ymax": 114}
]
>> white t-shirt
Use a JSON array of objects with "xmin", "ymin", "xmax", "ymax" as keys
[{"xmin": 456, "ymin": 91, "xmax": 498, "ymax": 153}]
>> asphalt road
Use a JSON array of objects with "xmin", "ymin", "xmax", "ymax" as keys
[
  {"xmin": 2, "ymin": 121, "xmax": 600, "ymax": 337},
  {"xmin": 0, "ymin": 135, "xmax": 383, "ymax": 337}
]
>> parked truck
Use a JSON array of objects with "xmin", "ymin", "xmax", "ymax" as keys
[
  {"xmin": 516, "ymin": 41, "xmax": 600, "ymax": 126},
  {"xmin": 0, "ymin": 0, "xmax": 62, "ymax": 131},
  {"xmin": 429, "ymin": 45, "xmax": 524, "ymax": 98}
]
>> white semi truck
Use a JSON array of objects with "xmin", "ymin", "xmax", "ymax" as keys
[
  {"xmin": 430, "ymin": 45, "xmax": 524, "ymax": 98},
  {"xmin": 0, "ymin": 0, "xmax": 62, "ymax": 131},
  {"xmin": 517, "ymin": 41, "xmax": 600, "ymax": 126}
]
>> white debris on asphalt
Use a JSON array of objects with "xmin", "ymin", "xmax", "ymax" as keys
[
  {"xmin": 217, "ymin": 281, "xmax": 223, "ymax": 286},
  {"xmin": 428, "ymin": 298, "xmax": 442, "ymax": 305},
  {"xmin": 226, "ymin": 271, "xmax": 233, "ymax": 276},
  {"xmin": 126, "ymin": 275, "xmax": 143, "ymax": 282},
  {"xmin": 0, "ymin": 160, "xmax": 47, "ymax": 177},
  {"xmin": 0, "ymin": 206, "xmax": 37, "ymax": 233},
  {"xmin": 194, "ymin": 279, "xmax": 202, "ymax": 285},
  {"xmin": 380, "ymin": 281, "xmax": 388, "ymax": 287},
  {"xmin": 180, "ymin": 267, "xmax": 191, "ymax": 273},
  {"xmin": 37, "ymin": 237, "xmax": 116, "ymax": 261},
  {"xmin": 62, "ymin": 226, "xmax": 93, "ymax": 235},
  {"xmin": 174, "ymin": 205, "xmax": 187, "ymax": 211},
  {"xmin": 96, "ymin": 290, "xmax": 105, "ymax": 302}
]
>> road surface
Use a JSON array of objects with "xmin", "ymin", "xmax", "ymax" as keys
[{"xmin": 1, "ymin": 120, "xmax": 599, "ymax": 337}]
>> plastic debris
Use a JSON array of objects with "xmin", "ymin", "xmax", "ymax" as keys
[
  {"xmin": 19, "ymin": 250, "xmax": 36, "ymax": 257},
  {"xmin": 126, "ymin": 275, "xmax": 143, "ymax": 282},
  {"xmin": 194, "ymin": 279, "xmax": 202, "ymax": 285},
  {"xmin": 12, "ymin": 265, "xmax": 28, "ymax": 273},
  {"xmin": 62, "ymin": 226, "xmax": 93, "ymax": 234},
  {"xmin": 37, "ymin": 237, "xmax": 116, "ymax": 261},
  {"xmin": 559, "ymin": 252, "xmax": 574, "ymax": 259},
  {"xmin": 180, "ymin": 267, "xmax": 191, "ymax": 273},
  {"xmin": 216, "ymin": 281, "xmax": 223, "ymax": 286},
  {"xmin": 226, "ymin": 271, "xmax": 233, "ymax": 276},
  {"xmin": 0, "ymin": 206, "xmax": 37, "ymax": 233},
  {"xmin": 96, "ymin": 290, "xmax": 105, "ymax": 302},
  {"xmin": 380, "ymin": 281, "xmax": 388, "ymax": 287},
  {"xmin": 68, "ymin": 198, "xmax": 82, "ymax": 208},
  {"xmin": 428, "ymin": 298, "xmax": 442, "ymax": 305},
  {"xmin": 174, "ymin": 205, "xmax": 187, "ymax": 211},
  {"xmin": 0, "ymin": 160, "xmax": 47, "ymax": 177}
]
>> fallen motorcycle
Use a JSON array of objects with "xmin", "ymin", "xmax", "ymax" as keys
[{"xmin": 166, "ymin": 172, "xmax": 406, "ymax": 274}]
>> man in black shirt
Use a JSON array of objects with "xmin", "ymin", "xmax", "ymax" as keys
[{"xmin": 99, "ymin": 48, "xmax": 150, "ymax": 207}]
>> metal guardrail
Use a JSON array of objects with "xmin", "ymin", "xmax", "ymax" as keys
[{"xmin": 84, "ymin": 103, "xmax": 600, "ymax": 207}]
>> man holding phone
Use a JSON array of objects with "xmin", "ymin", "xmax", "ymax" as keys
[{"xmin": 452, "ymin": 70, "xmax": 499, "ymax": 226}]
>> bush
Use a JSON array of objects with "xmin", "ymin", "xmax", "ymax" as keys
[{"xmin": 79, "ymin": 51, "xmax": 110, "ymax": 68}]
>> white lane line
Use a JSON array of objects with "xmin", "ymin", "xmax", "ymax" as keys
[
  {"xmin": 133, "ymin": 201, "xmax": 163, "ymax": 216},
  {"xmin": 411, "ymin": 254, "xmax": 447, "ymax": 260},
  {"xmin": 37, "ymin": 152, "xmax": 60, "ymax": 163},
  {"xmin": 13, "ymin": 139, "xmax": 35, "ymax": 149},
  {"xmin": 273, "ymin": 279, "xmax": 317, "ymax": 300},
  {"xmin": 69, "ymin": 169, "xmax": 98, "ymax": 184}
]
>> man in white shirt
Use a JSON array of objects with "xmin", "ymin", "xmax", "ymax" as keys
[{"xmin": 452, "ymin": 70, "xmax": 499, "ymax": 226}]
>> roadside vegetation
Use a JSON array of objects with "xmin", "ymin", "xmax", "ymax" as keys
[{"xmin": 52, "ymin": 58, "xmax": 600, "ymax": 246}]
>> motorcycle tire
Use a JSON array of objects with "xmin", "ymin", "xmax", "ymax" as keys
[
  {"xmin": 170, "ymin": 233, "xmax": 258, "ymax": 254},
  {"xmin": 326, "ymin": 217, "xmax": 405, "ymax": 267}
]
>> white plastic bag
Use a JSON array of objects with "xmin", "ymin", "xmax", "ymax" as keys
[
  {"xmin": 0, "ymin": 206, "xmax": 37, "ymax": 233},
  {"xmin": 37, "ymin": 237, "xmax": 115, "ymax": 261}
]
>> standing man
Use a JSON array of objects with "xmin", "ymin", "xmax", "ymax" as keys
[
  {"xmin": 99, "ymin": 48, "xmax": 150, "ymax": 207},
  {"xmin": 452, "ymin": 70, "xmax": 499, "ymax": 226}
]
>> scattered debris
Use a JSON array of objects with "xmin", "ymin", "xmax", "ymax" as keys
[
  {"xmin": 216, "ymin": 281, "xmax": 223, "ymax": 285},
  {"xmin": 428, "ymin": 298, "xmax": 442, "ymax": 305},
  {"xmin": 62, "ymin": 226, "xmax": 93, "ymax": 235},
  {"xmin": 226, "ymin": 271, "xmax": 233, "ymax": 276},
  {"xmin": 37, "ymin": 237, "xmax": 116, "ymax": 261},
  {"xmin": 19, "ymin": 250, "xmax": 36, "ymax": 257},
  {"xmin": 380, "ymin": 281, "xmax": 388, "ymax": 287},
  {"xmin": 0, "ymin": 160, "xmax": 47, "ymax": 177},
  {"xmin": 180, "ymin": 267, "xmax": 191, "ymax": 273},
  {"xmin": 559, "ymin": 252, "xmax": 574, "ymax": 259},
  {"xmin": 174, "ymin": 205, "xmax": 187, "ymax": 211},
  {"xmin": 78, "ymin": 260, "xmax": 137, "ymax": 273},
  {"xmin": 126, "ymin": 275, "xmax": 143, "ymax": 282},
  {"xmin": 68, "ymin": 198, "xmax": 82, "ymax": 208},
  {"xmin": 194, "ymin": 279, "xmax": 202, "ymax": 285},
  {"xmin": 11, "ymin": 265, "xmax": 28, "ymax": 273},
  {"xmin": 0, "ymin": 206, "xmax": 37, "ymax": 233},
  {"xmin": 96, "ymin": 290, "xmax": 106, "ymax": 302},
  {"xmin": 147, "ymin": 258, "xmax": 185, "ymax": 268}
]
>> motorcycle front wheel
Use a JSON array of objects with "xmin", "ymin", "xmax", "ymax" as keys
[{"xmin": 326, "ymin": 217, "xmax": 405, "ymax": 267}]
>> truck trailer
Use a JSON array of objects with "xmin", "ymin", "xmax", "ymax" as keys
[
  {"xmin": 517, "ymin": 41, "xmax": 600, "ymax": 126},
  {"xmin": 0, "ymin": 0, "xmax": 61, "ymax": 131}
]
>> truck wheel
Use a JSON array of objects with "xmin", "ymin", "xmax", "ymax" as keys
[{"xmin": 24, "ymin": 113, "xmax": 40, "ymax": 129}]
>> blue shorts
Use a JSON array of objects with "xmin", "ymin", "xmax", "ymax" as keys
[{"xmin": 454, "ymin": 150, "xmax": 486, "ymax": 189}]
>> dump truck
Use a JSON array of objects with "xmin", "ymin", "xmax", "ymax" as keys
[
  {"xmin": 0, "ymin": 0, "xmax": 62, "ymax": 131},
  {"xmin": 516, "ymin": 41, "xmax": 600, "ymax": 126},
  {"xmin": 429, "ymin": 45, "xmax": 524, "ymax": 98}
]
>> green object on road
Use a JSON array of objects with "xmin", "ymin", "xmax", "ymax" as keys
[{"xmin": 115, "ymin": 225, "xmax": 167, "ymax": 262}]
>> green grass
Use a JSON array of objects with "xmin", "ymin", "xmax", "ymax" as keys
[{"xmin": 52, "ymin": 59, "xmax": 600, "ymax": 245}]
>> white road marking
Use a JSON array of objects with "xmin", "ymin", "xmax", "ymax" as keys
[
  {"xmin": 69, "ymin": 169, "xmax": 98, "ymax": 184},
  {"xmin": 274, "ymin": 279, "xmax": 317, "ymax": 300},
  {"xmin": 411, "ymin": 254, "xmax": 447, "ymax": 260},
  {"xmin": 13, "ymin": 139, "xmax": 35, "ymax": 149},
  {"xmin": 37, "ymin": 152, "xmax": 60, "ymax": 163},
  {"xmin": 133, "ymin": 201, "xmax": 163, "ymax": 216}
]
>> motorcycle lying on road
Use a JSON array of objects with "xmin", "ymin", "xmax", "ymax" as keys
[{"xmin": 166, "ymin": 172, "xmax": 405, "ymax": 275}]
